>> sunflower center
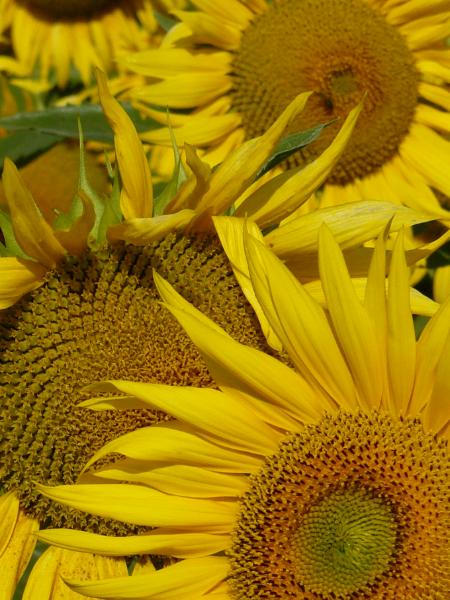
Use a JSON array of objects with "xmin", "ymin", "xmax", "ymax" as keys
[
  {"xmin": 17, "ymin": 0, "xmax": 121, "ymax": 20},
  {"xmin": 228, "ymin": 412, "xmax": 449, "ymax": 598},
  {"xmin": 0, "ymin": 234, "xmax": 269, "ymax": 534},
  {"xmin": 293, "ymin": 488, "xmax": 397, "ymax": 596},
  {"xmin": 231, "ymin": 0, "xmax": 419, "ymax": 185}
]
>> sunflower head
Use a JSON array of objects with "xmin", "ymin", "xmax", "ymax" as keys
[{"xmin": 34, "ymin": 220, "xmax": 449, "ymax": 598}]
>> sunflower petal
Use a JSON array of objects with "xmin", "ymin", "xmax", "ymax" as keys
[
  {"xmin": 96, "ymin": 69, "xmax": 152, "ymax": 220},
  {"xmin": 244, "ymin": 230, "xmax": 358, "ymax": 413},
  {"xmin": 318, "ymin": 225, "xmax": 383, "ymax": 410},
  {"xmin": 0, "ymin": 492, "xmax": 38, "ymax": 600},
  {"xmin": 22, "ymin": 547, "xmax": 127, "ymax": 600},
  {"xmin": 2, "ymin": 159, "xmax": 66, "ymax": 268},
  {"xmin": 38, "ymin": 528, "xmax": 229, "ymax": 559},
  {"xmin": 264, "ymin": 201, "xmax": 434, "ymax": 259},
  {"xmin": 64, "ymin": 557, "xmax": 228, "ymax": 600},
  {"xmin": 0, "ymin": 256, "xmax": 46, "ymax": 309},
  {"xmin": 191, "ymin": 92, "xmax": 312, "ymax": 224},
  {"xmin": 423, "ymin": 322, "xmax": 450, "ymax": 438},
  {"xmin": 410, "ymin": 297, "xmax": 450, "ymax": 415},
  {"xmin": 80, "ymin": 425, "xmax": 263, "ymax": 474},
  {"xmin": 106, "ymin": 210, "xmax": 196, "ymax": 244},
  {"xmin": 386, "ymin": 231, "xmax": 416, "ymax": 415},
  {"xmin": 212, "ymin": 216, "xmax": 282, "ymax": 350},
  {"xmin": 84, "ymin": 381, "xmax": 279, "ymax": 455},
  {"xmin": 91, "ymin": 462, "xmax": 249, "ymax": 498},
  {"xmin": 160, "ymin": 300, "xmax": 322, "ymax": 424},
  {"xmin": 236, "ymin": 102, "xmax": 363, "ymax": 226},
  {"xmin": 36, "ymin": 483, "xmax": 237, "ymax": 530}
]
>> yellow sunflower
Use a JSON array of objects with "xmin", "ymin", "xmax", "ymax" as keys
[
  {"xmin": 124, "ymin": 0, "xmax": 450, "ymax": 222},
  {"xmin": 2, "ymin": 70, "xmax": 436, "ymax": 597},
  {"xmin": 37, "ymin": 221, "xmax": 450, "ymax": 598},
  {"xmin": 0, "ymin": 0, "xmax": 185, "ymax": 88}
]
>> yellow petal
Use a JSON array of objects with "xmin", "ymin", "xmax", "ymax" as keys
[
  {"xmin": 386, "ymin": 231, "xmax": 416, "ymax": 416},
  {"xmin": 191, "ymin": 92, "xmax": 312, "ymax": 227},
  {"xmin": 265, "ymin": 200, "xmax": 433, "ymax": 259},
  {"xmin": 165, "ymin": 144, "xmax": 212, "ymax": 213},
  {"xmin": 236, "ymin": 101, "xmax": 362, "ymax": 227},
  {"xmin": 80, "ymin": 425, "xmax": 263, "ymax": 474},
  {"xmin": 244, "ymin": 230, "xmax": 358, "ymax": 413},
  {"xmin": 423, "ymin": 320, "xmax": 450, "ymax": 438},
  {"xmin": 159, "ymin": 298, "xmax": 322, "ymax": 424},
  {"xmin": 318, "ymin": 225, "xmax": 383, "ymax": 410},
  {"xmin": 0, "ymin": 256, "xmax": 46, "ymax": 309},
  {"xmin": 54, "ymin": 190, "xmax": 95, "ymax": 257},
  {"xmin": 96, "ymin": 70, "xmax": 152, "ymax": 220},
  {"xmin": 0, "ymin": 492, "xmax": 38, "ymax": 600},
  {"xmin": 107, "ymin": 210, "xmax": 196, "ymax": 244},
  {"xmin": 22, "ymin": 547, "xmax": 127, "ymax": 600},
  {"xmin": 433, "ymin": 264, "xmax": 450, "ymax": 303},
  {"xmin": 36, "ymin": 483, "xmax": 237, "ymax": 531},
  {"xmin": 410, "ymin": 296, "xmax": 450, "ymax": 415},
  {"xmin": 2, "ymin": 159, "xmax": 66, "ymax": 268},
  {"xmin": 89, "ymin": 462, "xmax": 248, "ymax": 499},
  {"xmin": 84, "ymin": 380, "xmax": 279, "ymax": 455},
  {"xmin": 135, "ymin": 73, "xmax": 232, "ymax": 108},
  {"xmin": 212, "ymin": 216, "xmax": 282, "ymax": 350},
  {"xmin": 120, "ymin": 48, "xmax": 231, "ymax": 78},
  {"xmin": 173, "ymin": 10, "xmax": 241, "ymax": 50},
  {"xmin": 64, "ymin": 557, "xmax": 228, "ymax": 600},
  {"xmin": 38, "ymin": 528, "xmax": 229, "ymax": 559}
]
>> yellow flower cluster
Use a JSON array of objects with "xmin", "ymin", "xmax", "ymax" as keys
[{"xmin": 0, "ymin": 1, "xmax": 448, "ymax": 598}]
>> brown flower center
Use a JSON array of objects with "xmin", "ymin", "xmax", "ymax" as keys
[
  {"xmin": 0, "ymin": 234, "xmax": 270, "ymax": 534},
  {"xmin": 231, "ymin": 0, "xmax": 419, "ymax": 185},
  {"xmin": 16, "ymin": 0, "xmax": 123, "ymax": 20},
  {"xmin": 229, "ymin": 412, "xmax": 449, "ymax": 598}
]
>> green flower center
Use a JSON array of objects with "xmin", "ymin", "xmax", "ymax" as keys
[
  {"xmin": 228, "ymin": 412, "xmax": 449, "ymax": 599},
  {"xmin": 231, "ymin": 0, "xmax": 418, "ymax": 185},
  {"xmin": 293, "ymin": 488, "xmax": 397, "ymax": 596},
  {"xmin": 17, "ymin": 0, "xmax": 122, "ymax": 20},
  {"xmin": 0, "ymin": 234, "xmax": 269, "ymax": 534}
]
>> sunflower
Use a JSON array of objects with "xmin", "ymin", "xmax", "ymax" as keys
[
  {"xmin": 123, "ymin": 0, "xmax": 450, "ymax": 222},
  {"xmin": 36, "ymin": 220, "xmax": 450, "ymax": 598},
  {"xmin": 0, "ymin": 0, "xmax": 185, "ymax": 88},
  {"xmin": 2, "ymin": 69, "xmax": 434, "ymax": 597}
]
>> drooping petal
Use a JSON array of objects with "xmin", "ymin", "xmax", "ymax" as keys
[
  {"xmin": 83, "ymin": 381, "xmax": 280, "ymax": 455},
  {"xmin": 0, "ymin": 256, "xmax": 46, "ymax": 309},
  {"xmin": 22, "ymin": 547, "xmax": 127, "ymax": 600},
  {"xmin": 64, "ymin": 557, "xmax": 228, "ymax": 600},
  {"xmin": 38, "ymin": 528, "xmax": 230, "ymax": 559},
  {"xmin": 106, "ymin": 210, "xmax": 196, "ymax": 244},
  {"xmin": 2, "ymin": 159, "xmax": 66, "ymax": 268},
  {"xmin": 156, "ymin": 294, "xmax": 323, "ymax": 424},
  {"xmin": 0, "ymin": 492, "xmax": 38, "ymax": 600},
  {"xmin": 36, "ymin": 483, "xmax": 237, "ymax": 531},
  {"xmin": 80, "ymin": 425, "xmax": 263, "ymax": 474}
]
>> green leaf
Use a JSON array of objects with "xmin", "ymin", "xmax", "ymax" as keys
[
  {"xmin": 0, "ymin": 131, "xmax": 62, "ymax": 170},
  {"xmin": 0, "ymin": 103, "xmax": 158, "ymax": 143},
  {"xmin": 257, "ymin": 120, "xmax": 335, "ymax": 177},
  {"xmin": 154, "ymin": 10, "xmax": 177, "ymax": 32}
]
